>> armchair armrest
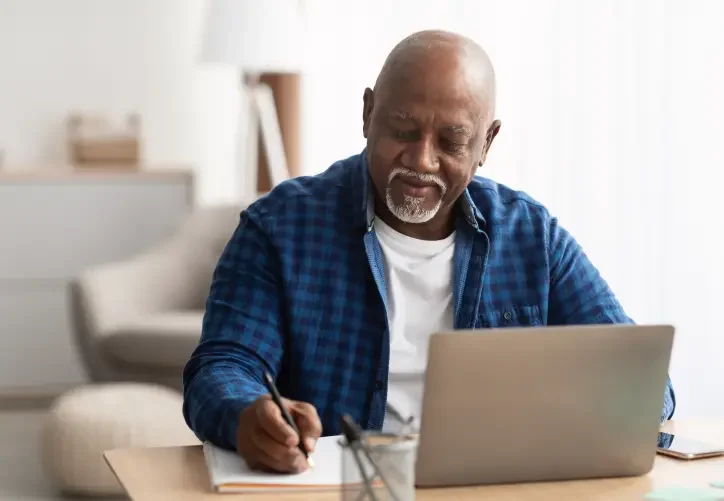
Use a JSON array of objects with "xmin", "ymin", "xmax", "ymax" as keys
[{"xmin": 74, "ymin": 239, "xmax": 198, "ymax": 336}]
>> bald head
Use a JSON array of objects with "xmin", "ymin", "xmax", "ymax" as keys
[{"xmin": 374, "ymin": 30, "xmax": 496, "ymax": 123}]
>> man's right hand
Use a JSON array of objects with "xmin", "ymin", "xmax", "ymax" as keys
[{"xmin": 236, "ymin": 395, "xmax": 322, "ymax": 473}]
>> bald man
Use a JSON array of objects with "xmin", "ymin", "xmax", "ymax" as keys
[{"xmin": 182, "ymin": 30, "xmax": 676, "ymax": 473}]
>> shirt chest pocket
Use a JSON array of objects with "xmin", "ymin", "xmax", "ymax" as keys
[{"xmin": 476, "ymin": 305, "xmax": 544, "ymax": 328}]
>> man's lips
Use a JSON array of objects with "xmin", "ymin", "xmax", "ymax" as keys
[
  {"xmin": 398, "ymin": 176, "xmax": 438, "ymax": 188},
  {"xmin": 395, "ymin": 177, "xmax": 439, "ymax": 197}
]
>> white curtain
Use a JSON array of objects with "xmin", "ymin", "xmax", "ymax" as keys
[{"xmin": 302, "ymin": 0, "xmax": 724, "ymax": 418}]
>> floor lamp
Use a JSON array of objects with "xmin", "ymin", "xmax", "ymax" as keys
[{"xmin": 200, "ymin": 0, "xmax": 303, "ymax": 198}]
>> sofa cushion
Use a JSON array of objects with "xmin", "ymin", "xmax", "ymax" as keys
[
  {"xmin": 188, "ymin": 233, "xmax": 234, "ymax": 310},
  {"xmin": 100, "ymin": 311, "xmax": 203, "ymax": 370}
]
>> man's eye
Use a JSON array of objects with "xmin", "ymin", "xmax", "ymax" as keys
[
  {"xmin": 394, "ymin": 130, "xmax": 417, "ymax": 141},
  {"xmin": 442, "ymin": 139, "xmax": 465, "ymax": 154}
]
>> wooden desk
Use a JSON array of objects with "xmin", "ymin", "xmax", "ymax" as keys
[{"xmin": 105, "ymin": 419, "xmax": 724, "ymax": 500}]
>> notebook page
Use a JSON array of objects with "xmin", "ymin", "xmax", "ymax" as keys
[{"xmin": 203, "ymin": 435, "xmax": 349, "ymax": 492}]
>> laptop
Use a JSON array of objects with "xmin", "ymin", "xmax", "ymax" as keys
[{"xmin": 414, "ymin": 324, "xmax": 675, "ymax": 488}]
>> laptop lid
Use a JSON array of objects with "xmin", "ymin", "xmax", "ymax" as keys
[{"xmin": 414, "ymin": 324, "xmax": 675, "ymax": 488}]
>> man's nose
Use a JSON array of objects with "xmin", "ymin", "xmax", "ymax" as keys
[{"xmin": 401, "ymin": 137, "xmax": 439, "ymax": 174}]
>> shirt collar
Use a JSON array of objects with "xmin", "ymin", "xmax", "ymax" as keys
[{"xmin": 358, "ymin": 149, "xmax": 486, "ymax": 231}]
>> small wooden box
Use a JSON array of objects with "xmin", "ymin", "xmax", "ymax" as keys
[{"xmin": 68, "ymin": 113, "xmax": 142, "ymax": 167}]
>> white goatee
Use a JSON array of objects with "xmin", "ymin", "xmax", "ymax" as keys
[{"xmin": 385, "ymin": 167, "xmax": 447, "ymax": 224}]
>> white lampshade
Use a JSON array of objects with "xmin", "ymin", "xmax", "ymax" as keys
[{"xmin": 200, "ymin": 0, "xmax": 304, "ymax": 73}]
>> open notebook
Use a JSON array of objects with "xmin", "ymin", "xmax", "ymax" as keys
[{"xmin": 203, "ymin": 435, "xmax": 353, "ymax": 493}]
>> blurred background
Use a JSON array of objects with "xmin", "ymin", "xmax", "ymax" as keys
[{"xmin": 0, "ymin": 0, "xmax": 722, "ymax": 498}]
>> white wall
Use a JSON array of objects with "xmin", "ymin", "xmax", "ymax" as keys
[
  {"xmin": 301, "ymin": 0, "xmax": 724, "ymax": 419},
  {"xmin": 0, "ymin": 0, "xmax": 241, "ymax": 205}
]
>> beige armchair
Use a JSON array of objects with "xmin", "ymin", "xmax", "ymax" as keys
[{"xmin": 69, "ymin": 203, "xmax": 250, "ymax": 390}]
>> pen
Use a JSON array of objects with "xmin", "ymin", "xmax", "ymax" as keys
[{"xmin": 263, "ymin": 371, "xmax": 314, "ymax": 467}]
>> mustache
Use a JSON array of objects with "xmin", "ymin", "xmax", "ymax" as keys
[{"xmin": 388, "ymin": 167, "xmax": 447, "ymax": 194}]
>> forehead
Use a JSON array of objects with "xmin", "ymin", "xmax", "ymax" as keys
[{"xmin": 376, "ymin": 47, "xmax": 491, "ymax": 126}]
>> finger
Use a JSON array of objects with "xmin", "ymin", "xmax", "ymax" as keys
[
  {"xmin": 256, "ymin": 399, "xmax": 299, "ymax": 446},
  {"xmin": 247, "ymin": 438, "xmax": 307, "ymax": 474},
  {"xmin": 251, "ymin": 425, "xmax": 304, "ymax": 467},
  {"xmin": 290, "ymin": 402, "xmax": 322, "ymax": 452}
]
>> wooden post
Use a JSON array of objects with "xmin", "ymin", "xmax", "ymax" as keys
[{"xmin": 256, "ymin": 73, "xmax": 301, "ymax": 193}]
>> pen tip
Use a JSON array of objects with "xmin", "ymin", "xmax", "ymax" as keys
[{"xmin": 307, "ymin": 456, "xmax": 315, "ymax": 469}]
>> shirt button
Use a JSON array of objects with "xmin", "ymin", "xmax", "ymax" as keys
[
  {"xmin": 503, "ymin": 311, "xmax": 513, "ymax": 321},
  {"xmin": 375, "ymin": 381, "xmax": 383, "ymax": 390}
]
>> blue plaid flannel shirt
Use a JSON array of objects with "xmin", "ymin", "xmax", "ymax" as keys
[{"xmin": 182, "ymin": 151, "xmax": 676, "ymax": 451}]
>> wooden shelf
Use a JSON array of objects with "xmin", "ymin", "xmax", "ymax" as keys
[{"xmin": 0, "ymin": 165, "xmax": 193, "ymax": 182}]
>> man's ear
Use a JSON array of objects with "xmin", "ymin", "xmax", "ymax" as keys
[
  {"xmin": 478, "ymin": 119, "xmax": 501, "ymax": 166},
  {"xmin": 362, "ymin": 88, "xmax": 374, "ymax": 138}
]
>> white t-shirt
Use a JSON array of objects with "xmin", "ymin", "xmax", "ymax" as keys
[{"xmin": 373, "ymin": 217, "xmax": 456, "ymax": 433}]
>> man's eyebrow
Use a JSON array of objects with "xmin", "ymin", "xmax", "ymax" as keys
[
  {"xmin": 388, "ymin": 111, "xmax": 473, "ymax": 137},
  {"xmin": 443, "ymin": 124, "xmax": 473, "ymax": 137}
]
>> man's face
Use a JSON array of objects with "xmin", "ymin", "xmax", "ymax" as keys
[{"xmin": 362, "ymin": 52, "xmax": 499, "ymax": 226}]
